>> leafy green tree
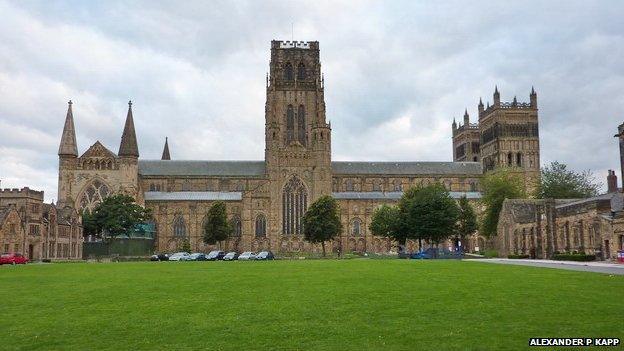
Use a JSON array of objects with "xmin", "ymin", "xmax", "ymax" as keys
[
  {"xmin": 400, "ymin": 184, "xmax": 460, "ymax": 249},
  {"xmin": 81, "ymin": 210, "xmax": 99, "ymax": 237},
  {"xmin": 480, "ymin": 169, "xmax": 525, "ymax": 237},
  {"xmin": 536, "ymin": 161, "xmax": 601, "ymax": 199},
  {"xmin": 90, "ymin": 194, "xmax": 152, "ymax": 240},
  {"xmin": 202, "ymin": 201, "xmax": 232, "ymax": 247},
  {"xmin": 179, "ymin": 239, "xmax": 191, "ymax": 253},
  {"xmin": 303, "ymin": 195, "xmax": 343, "ymax": 257},
  {"xmin": 369, "ymin": 204, "xmax": 402, "ymax": 244},
  {"xmin": 454, "ymin": 196, "xmax": 478, "ymax": 245}
]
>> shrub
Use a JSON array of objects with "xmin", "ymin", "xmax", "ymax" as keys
[
  {"xmin": 484, "ymin": 249, "xmax": 499, "ymax": 258},
  {"xmin": 507, "ymin": 254, "xmax": 530, "ymax": 259},
  {"xmin": 552, "ymin": 253, "xmax": 596, "ymax": 261}
]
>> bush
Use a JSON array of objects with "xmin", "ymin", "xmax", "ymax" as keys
[
  {"xmin": 484, "ymin": 249, "xmax": 499, "ymax": 258},
  {"xmin": 552, "ymin": 253, "xmax": 596, "ymax": 261},
  {"xmin": 507, "ymin": 254, "xmax": 530, "ymax": 259}
]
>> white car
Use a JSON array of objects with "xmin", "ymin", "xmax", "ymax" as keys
[
  {"xmin": 168, "ymin": 252, "xmax": 191, "ymax": 261},
  {"xmin": 238, "ymin": 251, "xmax": 256, "ymax": 260}
]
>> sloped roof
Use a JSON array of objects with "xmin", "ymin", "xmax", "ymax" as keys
[
  {"xmin": 139, "ymin": 160, "xmax": 266, "ymax": 177},
  {"xmin": 332, "ymin": 191, "xmax": 481, "ymax": 200},
  {"xmin": 331, "ymin": 161, "xmax": 482, "ymax": 175},
  {"xmin": 144, "ymin": 191, "xmax": 242, "ymax": 201}
]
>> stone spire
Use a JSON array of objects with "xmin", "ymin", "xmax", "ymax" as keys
[
  {"xmin": 161, "ymin": 137, "xmax": 171, "ymax": 160},
  {"xmin": 530, "ymin": 86, "xmax": 537, "ymax": 107},
  {"xmin": 478, "ymin": 97, "xmax": 484, "ymax": 115},
  {"xmin": 463, "ymin": 108, "xmax": 469, "ymax": 125},
  {"xmin": 493, "ymin": 85, "xmax": 500, "ymax": 106},
  {"xmin": 58, "ymin": 100, "xmax": 78, "ymax": 157},
  {"xmin": 118, "ymin": 100, "xmax": 139, "ymax": 157}
]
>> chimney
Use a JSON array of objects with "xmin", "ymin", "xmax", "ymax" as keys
[{"xmin": 607, "ymin": 170, "xmax": 617, "ymax": 193}]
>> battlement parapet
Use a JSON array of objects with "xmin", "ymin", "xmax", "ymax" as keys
[
  {"xmin": 0, "ymin": 187, "xmax": 44, "ymax": 199},
  {"xmin": 480, "ymin": 100, "xmax": 536, "ymax": 117},
  {"xmin": 272, "ymin": 40, "xmax": 318, "ymax": 50}
]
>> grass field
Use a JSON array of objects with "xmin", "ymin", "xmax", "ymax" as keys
[{"xmin": 1, "ymin": 259, "xmax": 623, "ymax": 351}]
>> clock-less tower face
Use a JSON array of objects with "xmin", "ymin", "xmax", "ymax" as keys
[{"xmin": 264, "ymin": 40, "xmax": 332, "ymax": 239}]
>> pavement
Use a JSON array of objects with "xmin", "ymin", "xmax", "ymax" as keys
[{"xmin": 466, "ymin": 258, "xmax": 624, "ymax": 275}]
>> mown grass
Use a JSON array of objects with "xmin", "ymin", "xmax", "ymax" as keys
[{"xmin": 1, "ymin": 259, "xmax": 622, "ymax": 350}]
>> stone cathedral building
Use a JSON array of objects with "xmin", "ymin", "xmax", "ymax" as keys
[{"xmin": 56, "ymin": 40, "xmax": 541, "ymax": 254}]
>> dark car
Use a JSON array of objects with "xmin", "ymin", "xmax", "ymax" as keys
[
  {"xmin": 150, "ymin": 253, "xmax": 169, "ymax": 261},
  {"xmin": 223, "ymin": 252, "xmax": 238, "ymax": 261},
  {"xmin": 206, "ymin": 250, "xmax": 226, "ymax": 261},
  {"xmin": 255, "ymin": 251, "xmax": 275, "ymax": 260},
  {"xmin": 0, "ymin": 253, "xmax": 29, "ymax": 265},
  {"xmin": 189, "ymin": 253, "xmax": 208, "ymax": 261},
  {"xmin": 411, "ymin": 248, "xmax": 462, "ymax": 260}
]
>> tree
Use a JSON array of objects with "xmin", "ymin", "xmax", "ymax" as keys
[
  {"xmin": 400, "ymin": 184, "xmax": 460, "ymax": 249},
  {"xmin": 179, "ymin": 238, "xmax": 191, "ymax": 253},
  {"xmin": 480, "ymin": 169, "xmax": 525, "ymax": 237},
  {"xmin": 454, "ymin": 196, "xmax": 478, "ymax": 248},
  {"xmin": 202, "ymin": 201, "xmax": 232, "ymax": 247},
  {"xmin": 90, "ymin": 194, "xmax": 152, "ymax": 240},
  {"xmin": 303, "ymin": 195, "xmax": 343, "ymax": 257},
  {"xmin": 81, "ymin": 210, "xmax": 99, "ymax": 237},
  {"xmin": 369, "ymin": 204, "xmax": 402, "ymax": 244},
  {"xmin": 536, "ymin": 161, "xmax": 601, "ymax": 199}
]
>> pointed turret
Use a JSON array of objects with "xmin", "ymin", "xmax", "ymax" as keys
[
  {"xmin": 463, "ymin": 109, "xmax": 470, "ymax": 125},
  {"xmin": 452, "ymin": 117, "xmax": 457, "ymax": 132},
  {"xmin": 161, "ymin": 137, "xmax": 171, "ymax": 160},
  {"xmin": 512, "ymin": 96, "xmax": 518, "ymax": 106},
  {"xmin": 118, "ymin": 100, "xmax": 139, "ymax": 157},
  {"xmin": 493, "ymin": 85, "xmax": 500, "ymax": 106},
  {"xmin": 530, "ymin": 86, "xmax": 537, "ymax": 107},
  {"xmin": 58, "ymin": 100, "xmax": 78, "ymax": 157}
]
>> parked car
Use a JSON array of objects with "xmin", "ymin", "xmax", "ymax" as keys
[
  {"xmin": 168, "ymin": 252, "xmax": 191, "ymax": 261},
  {"xmin": 223, "ymin": 252, "xmax": 238, "ymax": 261},
  {"xmin": 255, "ymin": 251, "xmax": 275, "ymax": 260},
  {"xmin": 238, "ymin": 251, "xmax": 256, "ymax": 260},
  {"xmin": 410, "ymin": 248, "xmax": 463, "ymax": 260},
  {"xmin": 189, "ymin": 253, "xmax": 208, "ymax": 261},
  {"xmin": 150, "ymin": 253, "xmax": 169, "ymax": 261},
  {"xmin": 0, "ymin": 253, "xmax": 29, "ymax": 265},
  {"xmin": 206, "ymin": 250, "xmax": 226, "ymax": 261}
]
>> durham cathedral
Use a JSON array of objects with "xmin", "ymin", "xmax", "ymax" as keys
[{"xmin": 54, "ymin": 40, "xmax": 541, "ymax": 254}]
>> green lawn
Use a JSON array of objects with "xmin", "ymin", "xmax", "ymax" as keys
[{"xmin": 1, "ymin": 260, "xmax": 622, "ymax": 351}]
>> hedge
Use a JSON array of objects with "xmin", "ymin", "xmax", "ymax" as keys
[
  {"xmin": 552, "ymin": 253, "xmax": 596, "ymax": 261},
  {"xmin": 507, "ymin": 254, "xmax": 530, "ymax": 259}
]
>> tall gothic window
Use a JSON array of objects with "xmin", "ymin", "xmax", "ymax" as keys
[
  {"xmin": 231, "ymin": 216, "xmax": 242, "ymax": 236},
  {"xmin": 507, "ymin": 152, "xmax": 513, "ymax": 166},
  {"xmin": 79, "ymin": 179, "xmax": 111, "ymax": 212},
  {"xmin": 297, "ymin": 63, "xmax": 306, "ymax": 80},
  {"xmin": 284, "ymin": 62, "xmax": 293, "ymax": 80},
  {"xmin": 297, "ymin": 105, "xmax": 306, "ymax": 145},
  {"xmin": 173, "ymin": 215, "xmax": 186, "ymax": 237},
  {"xmin": 516, "ymin": 153, "xmax": 522, "ymax": 167},
  {"xmin": 282, "ymin": 177, "xmax": 308, "ymax": 235},
  {"xmin": 255, "ymin": 214, "xmax": 267, "ymax": 237},
  {"xmin": 286, "ymin": 105, "xmax": 295, "ymax": 143},
  {"xmin": 351, "ymin": 218, "xmax": 362, "ymax": 236}
]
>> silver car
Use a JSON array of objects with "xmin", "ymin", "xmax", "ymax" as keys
[
  {"xmin": 168, "ymin": 252, "xmax": 191, "ymax": 261},
  {"xmin": 238, "ymin": 251, "xmax": 256, "ymax": 260}
]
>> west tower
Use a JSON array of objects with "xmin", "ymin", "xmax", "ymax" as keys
[{"xmin": 264, "ymin": 40, "xmax": 332, "ymax": 241}]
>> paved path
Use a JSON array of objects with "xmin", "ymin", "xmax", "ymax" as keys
[{"xmin": 466, "ymin": 258, "xmax": 624, "ymax": 275}]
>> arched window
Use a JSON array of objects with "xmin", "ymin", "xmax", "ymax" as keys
[
  {"xmin": 78, "ymin": 179, "xmax": 111, "ymax": 212},
  {"xmin": 149, "ymin": 183, "xmax": 156, "ymax": 191},
  {"xmin": 286, "ymin": 105, "xmax": 295, "ymax": 143},
  {"xmin": 255, "ymin": 214, "xmax": 267, "ymax": 237},
  {"xmin": 393, "ymin": 180, "xmax": 402, "ymax": 192},
  {"xmin": 516, "ymin": 153, "xmax": 522, "ymax": 167},
  {"xmin": 345, "ymin": 179, "xmax": 354, "ymax": 192},
  {"xmin": 507, "ymin": 153, "xmax": 513, "ymax": 166},
  {"xmin": 372, "ymin": 179, "xmax": 382, "ymax": 192},
  {"xmin": 284, "ymin": 62, "xmax": 293, "ymax": 80},
  {"xmin": 297, "ymin": 105, "xmax": 306, "ymax": 145},
  {"xmin": 182, "ymin": 180, "xmax": 191, "ymax": 191},
  {"xmin": 282, "ymin": 177, "xmax": 308, "ymax": 235},
  {"xmin": 231, "ymin": 216, "xmax": 242, "ymax": 236},
  {"xmin": 351, "ymin": 218, "xmax": 362, "ymax": 236},
  {"xmin": 173, "ymin": 215, "xmax": 186, "ymax": 237},
  {"xmin": 297, "ymin": 63, "xmax": 306, "ymax": 80}
]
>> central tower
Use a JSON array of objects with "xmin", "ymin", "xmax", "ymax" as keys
[{"xmin": 264, "ymin": 40, "xmax": 332, "ymax": 241}]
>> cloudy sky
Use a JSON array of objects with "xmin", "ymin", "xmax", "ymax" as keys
[{"xmin": 1, "ymin": 0, "xmax": 623, "ymax": 202}]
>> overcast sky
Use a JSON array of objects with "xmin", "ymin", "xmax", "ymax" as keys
[{"xmin": 1, "ymin": 0, "xmax": 623, "ymax": 202}]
